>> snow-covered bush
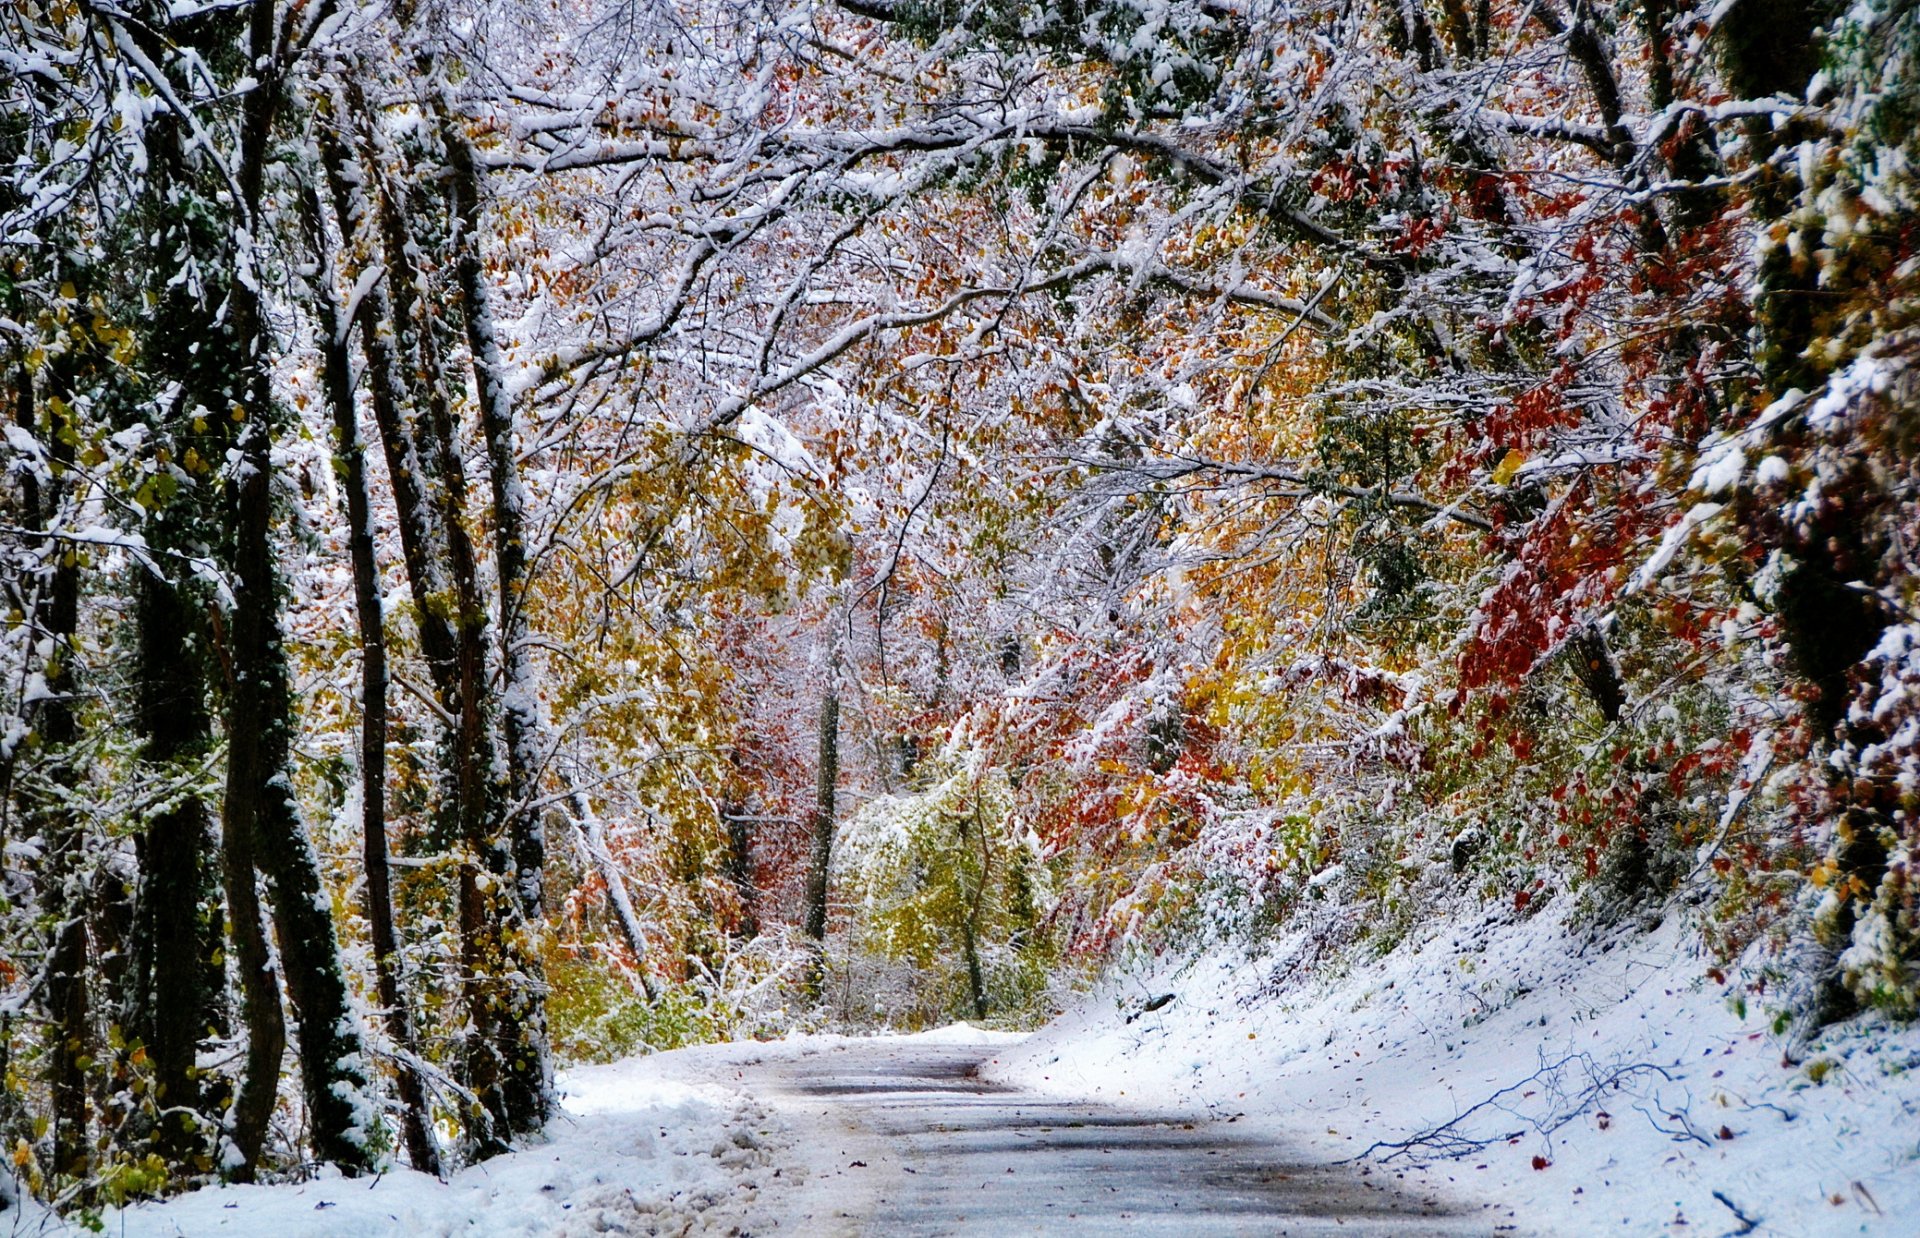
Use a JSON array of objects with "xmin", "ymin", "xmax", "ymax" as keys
[{"xmin": 832, "ymin": 747, "xmax": 1054, "ymax": 1025}]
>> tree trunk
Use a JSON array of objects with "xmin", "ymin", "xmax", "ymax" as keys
[
  {"xmin": 22, "ymin": 366, "xmax": 89, "ymax": 1182},
  {"xmin": 803, "ymin": 679, "xmax": 841, "ymax": 992},
  {"xmin": 124, "ymin": 575, "xmax": 222, "ymax": 1161},
  {"xmin": 319, "ymin": 89, "xmax": 462, "ymax": 687},
  {"xmin": 117, "ymin": 115, "xmax": 231, "ymax": 1124},
  {"xmin": 329, "ymin": 71, "xmax": 531, "ymax": 1154},
  {"xmin": 217, "ymin": 7, "xmax": 374, "ymax": 1173},
  {"xmin": 225, "ymin": 410, "xmax": 378, "ymax": 1172},
  {"xmin": 960, "ymin": 917, "xmax": 988, "ymax": 1022},
  {"xmin": 440, "ymin": 112, "xmax": 553, "ymax": 1135},
  {"xmin": 303, "ymin": 183, "xmax": 442, "ymax": 1177},
  {"xmin": 218, "ymin": 786, "xmax": 284, "ymax": 1183},
  {"xmin": 958, "ymin": 808, "xmax": 990, "ymax": 1021}
]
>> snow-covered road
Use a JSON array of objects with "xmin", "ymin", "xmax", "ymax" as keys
[
  {"xmin": 693, "ymin": 1034, "xmax": 1490, "ymax": 1236},
  {"xmin": 88, "ymin": 1028, "xmax": 1499, "ymax": 1236}
]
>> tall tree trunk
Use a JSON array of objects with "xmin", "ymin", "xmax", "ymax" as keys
[
  {"xmin": 21, "ymin": 364, "xmax": 89, "ymax": 1182},
  {"xmin": 216, "ymin": 5, "xmax": 375, "ymax": 1174},
  {"xmin": 803, "ymin": 677, "xmax": 841, "ymax": 992},
  {"xmin": 303, "ymin": 183, "xmax": 442, "ymax": 1176},
  {"xmin": 320, "ymin": 87, "xmax": 463, "ymax": 686},
  {"xmin": 218, "ymin": 778, "xmax": 284, "ymax": 1183},
  {"xmin": 440, "ymin": 113, "xmax": 553, "ymax": 1135},
  {"xmin": 124, "ymin": 575, "xmax": 222, "ymax": 1161},
  {"xmin": 333, "ymin": 68, "xmax": 544, "ymax": 1152},
  {"xmin": 225, "ymin": 414, "xmax": 378, "ymax": 1173},
  {"xmin": 333, "ymin": 81, "xmax": 510, "ymax": 1153}
]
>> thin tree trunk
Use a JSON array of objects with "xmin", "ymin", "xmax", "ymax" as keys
[
  {"xmin": 959, "ymin": 917, "xmax": 987, "ymax": 1022},
  {"xmin": 218, "ymin": 791, "xmax": 284, "ymax": 1182},
  {"xmin": 568, "ymin": 790, "xmax": 657, "ymax": 1002},
  {"xmin": 803, "ymin": 677, "xmax": 841, "ymax": 992},
  {"xmin": 22, "ymin": 365, "xmax": 89, "ymax": 1181},
  {"xmin": 440, "ymin": 112, "xmax": 553, "ymax": 1134},
  {"xmin": 959, "ymin": 807, "xmax": 990, "ymax": 1021},
  {"xmin": 303, "ymin": 183, "xmax": 442, "ymax": 1177},
  {"xmin": 441, "ymin": 116, "xmax": 545, "ymax": 924},
  {"xmin": 320, "ymin": 88, "xmax": 462, "ymax": 687},
  {"xmin": 329, "ymin": 71, "xmax": 525, "ymax": 1154}
]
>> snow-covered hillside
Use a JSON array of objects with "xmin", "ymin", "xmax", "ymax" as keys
[{"xmin": 987, "ymin": 903, "xmax": 1920, "ymax": 1236}]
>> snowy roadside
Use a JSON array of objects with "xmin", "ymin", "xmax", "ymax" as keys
[
  {"xmin": 29, "ymin": 1026, "xmax": 1017, "ymax": 1238},
  {"xmin": 983, "ymin": 903, "xmax": 1920, "ymax": 1236},
  {"xmin": 43, "ymin": 1062, "xmax": 773, "ymax": 1237}
]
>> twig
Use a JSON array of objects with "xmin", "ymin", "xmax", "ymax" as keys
[
  {"xmin": 1711, "ymin": 1189, "xmax": 1760, "ymax": 1235},
  {"xmin": 1346, "ymin": 1053, "xmax": 1675, "ymax": 1164},
  {"xmin": 1636, "ymin": 1087, "xmax": 1712, "ymax": 1146}
]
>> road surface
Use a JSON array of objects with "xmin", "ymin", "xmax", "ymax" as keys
[{"xmin": 699, "ymin": 1037, "xmax": 1517, "ymax": 1236}]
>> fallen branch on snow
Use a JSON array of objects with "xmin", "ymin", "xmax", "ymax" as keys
[
  {"xmin": 1712, "ymin": 1189, "xmax": 1760, "ymax": 1235},
  {"xmin": 1343, "ymin": 1051, "xmax": 1677, "ymax": 1165}
]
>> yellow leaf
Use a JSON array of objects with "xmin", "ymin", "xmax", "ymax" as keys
[{"xmin": 1491, "ymin": 448, "xmax": 1527, "ymax": 487}]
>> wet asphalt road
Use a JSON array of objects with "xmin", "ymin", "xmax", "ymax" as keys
[{"xmin": 733, "ymin": 1039, "xmax": 1506, "ymax": 1237}]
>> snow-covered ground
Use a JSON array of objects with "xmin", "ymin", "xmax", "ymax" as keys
[
  {"xmin": 34, "ymin": 1026, "xmax": 1018, "ymax": 1238},
  {"xmin": 54, "ymin": 1063, "xmax": 773, "ymax": 1237},
  {"xmin": 17, "ymin": 913, "xmax": 1917, "ymax": 1236},
  {"xmin": 984, "ymin": 902, "xmax": 1920, "ymax": 1236}
]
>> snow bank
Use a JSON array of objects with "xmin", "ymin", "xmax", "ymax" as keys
[
  {"xmin": 983, "ymin": 904, "xmax": 1920, "ymax": 1236},
  {"xmin": 82, "ymin": 1062, "xmax": 774, "ymax": 1237},
  {"xmin": 906, "ymin": 1021, "xmax": 1027, "ymax": 1046}
]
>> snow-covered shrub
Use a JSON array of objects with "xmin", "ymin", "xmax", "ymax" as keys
[
  {"xmin": 1841, "ymin": 851, "xmax": 1919, "ymax": 1017},
  {"xmin": 832, "ymin": 749, "xmax": 1053, "ymax": 1025},
  {"xmin": 545, "ymin": 929, "xmax": 812, "ymax": 1063}
]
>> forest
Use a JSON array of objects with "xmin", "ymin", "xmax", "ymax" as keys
[{"xmin": 1, "ymin": 0, "xmax": 1917, "ymax": 1222}]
